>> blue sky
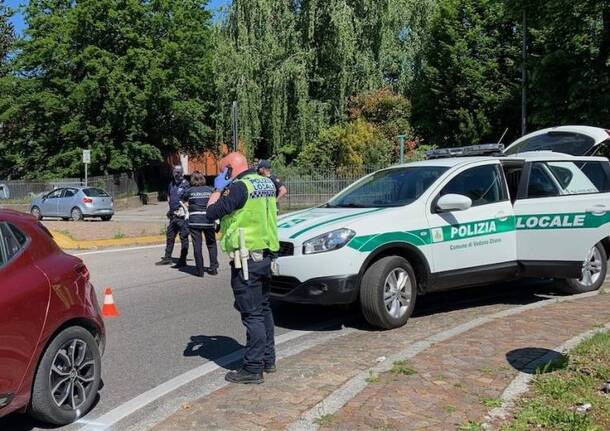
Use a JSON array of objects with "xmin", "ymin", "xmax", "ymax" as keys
[{"xmin": 6, "ymin": 0, "xmax": 231, "ymax": 35}]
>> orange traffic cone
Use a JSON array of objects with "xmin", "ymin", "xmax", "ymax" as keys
[{"xmin": 102, "ymin": 288, "xmax": 120, "ymax": 317}]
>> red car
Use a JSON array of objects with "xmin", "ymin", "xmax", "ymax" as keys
[{"xmin": 0, "ymin": 209, "xmax": 105, "ymax": 425}]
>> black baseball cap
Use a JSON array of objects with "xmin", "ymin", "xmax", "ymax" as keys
[{"xmin": 257, "ymin": 159, "xmax": 272, "ymax": 169}]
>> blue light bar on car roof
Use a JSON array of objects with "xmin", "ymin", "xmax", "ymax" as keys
[{"xmin": 426, "ymin": 143, "xmax": 505, "ymax": 159}]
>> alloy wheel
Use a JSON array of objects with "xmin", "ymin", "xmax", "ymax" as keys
[
  {"xmin": 383, "ymin": 268, "xmax": 412, "ymax": 319},
  {"xmin": 579, "ymin": 246, "xmax": 603, "ymax": 288},
  {"xmin": 49, "ymin": 339, "xmax": 97, "ymax": 411}
]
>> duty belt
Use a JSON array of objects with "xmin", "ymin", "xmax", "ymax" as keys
[{"xmin": 229, "ymin": 249, "xmax": 267, "ymax": 262}]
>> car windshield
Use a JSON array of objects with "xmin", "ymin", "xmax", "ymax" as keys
[
  {"xmin": 83, "ymin": 188, "xmax": 110, "ymax": 197},
  {"xmin": 326, "ymin": 166, "xmax": 448, "ymax": 208}
]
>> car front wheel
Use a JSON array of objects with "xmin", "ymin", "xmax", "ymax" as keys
[
  {"xmin": 360, "ymin": 256, "xmax": 417, "ymax": 329},
  {"xmin": 29, "ymin": 326, "xmax": 102, "ymax": 425},
  {"xmin": 558, "ymin": 243, "xmax": 607, "ymax": 294}
]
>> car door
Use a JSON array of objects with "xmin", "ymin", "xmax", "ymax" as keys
[
  {"xmin": 0, "ymin": 222, "xmax": 49, "ymax": 407},
  {"xmin": 425, "ymin": 162, "xmax": 517, "ymax": 288},
  {"xmin": 57, "ymin": 188, "xmax": 78, "ymax": 218},
  {"xmin": 40, "ymin": 189, "xmax": 62, "ymax": 217},
  {"xmin": 513, "ymin": 159, "xmax": 610, "ymax": 277}
]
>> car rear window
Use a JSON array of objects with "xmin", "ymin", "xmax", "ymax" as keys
[
  {"xmin": 506, "ymin": 132, "xmax": 596, "ymax": 156},
  {"xmin": 525, "ymin": 161, "xmax": 609, "ymax": 198},
  {"xmin": 83, "ymin": 188, "xmax": 110, "ymax": 197}
]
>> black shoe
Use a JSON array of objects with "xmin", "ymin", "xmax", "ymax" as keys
[
  {"xmin": 206, "ymin": 267, "xmax": 218, "ymax": 276},
  {"xmin": 173, "ymin": 260, "xmax": 187, "ymax": 268},
  {"xmin": 155, "ymin": 257, "xmax": 172, "ymax": 266},
  {"xmin": 196, "ymin": 269, "xmax": 205, "ymax": 278},
  {"xmin": 225, "ymin": 368, "xmax": 263, "ymax": 384},
  {"xmin": 264, "ymin": 364, "xmax": 277, "ymax": 373}
]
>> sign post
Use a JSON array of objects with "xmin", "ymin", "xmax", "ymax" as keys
[
  {"xmin": 396, "ymin": 135, "xmax": 407, "ymax": 164},
  {"xmin": 83, "ymin": 149, "xmax": 91, "ymax": 186}
]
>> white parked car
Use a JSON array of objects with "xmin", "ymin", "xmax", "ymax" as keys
[{"xmin": 271, "ymin": 144, "xmax": 610, "ymax": 329}]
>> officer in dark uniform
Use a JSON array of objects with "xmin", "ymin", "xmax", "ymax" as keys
[
  {"xmin": 181, "ymin": 171, "xmax": 218, "ymax": 277},
  {"xmin": 207, "ymin": 152, "xmax": 279, "ymax": 385},
  {"xmin": 257, "ymin": 159, "xmax": 288, "ymax": 200},
  {"xmin": 156, "ymin": 166, "xmax": 190, "ymax": 267}
]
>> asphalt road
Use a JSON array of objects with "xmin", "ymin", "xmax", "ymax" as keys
[
  {"xmin": 1, "ymin": 241, "xmax": 354, "ymax": 431},
  {"xmin": 0, "ymin": 234, "xmax": 567, "ymax": 431}
]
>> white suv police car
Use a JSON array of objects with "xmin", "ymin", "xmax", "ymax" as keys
[{"xmin": 272, "ymin": 145, "xmax": 610, "ymax": 329}]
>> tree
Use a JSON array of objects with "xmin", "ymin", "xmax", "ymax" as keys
[
  {"xmin": 515, "ymin": 0, "xmax": 610, "ymax": 129},
  {"xmin": 412, "ymin": 0, "xmax": 521, "ymax": 148},
  {"xmin": 0, "ymin": 0, "xmax": 215, "ymax": 179},
  {"xmin": 0, "ymin": 0, "xmax": 13, "ymax": 77}
]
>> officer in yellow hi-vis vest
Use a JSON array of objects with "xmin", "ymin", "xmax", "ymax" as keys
[{"xmin": 206, "ymin": 152, "xmax": 279, "ymax": 384}]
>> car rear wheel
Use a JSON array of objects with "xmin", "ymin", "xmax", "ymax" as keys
[
  {"xmin": 31, "ymin": 206, "xmax": 42, "ymax": 220},
  {"xmin": 71, "ymin": 207, "xmax": 83, "ymax": 221},
  {"xmin": 101, "ymin": 216, "xmax": 112, "ymax": 221},
  {"xmin": 557, "ymin": 243, "xmax": 607, "ymax": 294},
  {"xmin": 360, "ymin": 256, "xmax": 417, "ymax": 329},
  {"xmin": 29, "ymin": 326, "xmax": 101, "ymax": 425}
]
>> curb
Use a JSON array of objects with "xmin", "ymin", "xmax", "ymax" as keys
[
  {"xmin": 483, "ymin": 321, "xmax": 610, "ymax": 429},
  {"xmin": 50, "ymin": 230, "xmax": 165, "ymax": 250}
]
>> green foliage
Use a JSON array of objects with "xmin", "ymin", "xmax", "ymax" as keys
[
  {"xmin": 297, "ymin": 119, "xmax": 393, "ymax": 172},
  {"xmin": 0, "ymin": 0, "xmax": 13, "ymax": 77},
  {"xmin": 0, "ymin": 0, "xmax": 215, "ymax": 179},
  {"xmin": 214, "ymin": 0, "xmax": 436, "ymax": 161},
  {"xmin": 412, "ymin": 0, "xmax": 521, "ymax": 147},
  {"xmin": 521, "ymin": 0, "xmax": 610, "ymax": 129}
]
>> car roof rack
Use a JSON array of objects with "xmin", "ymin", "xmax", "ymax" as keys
[{"xmin": 426, "ymin": 143, "xmax": 505, "ymax": 159}]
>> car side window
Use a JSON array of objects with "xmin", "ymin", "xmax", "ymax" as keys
[
  {"xmin": 46, "ymin": 189, "xmax": 62, "ymax": 199},
  {"xmin": 0, "ymin": 222, "xmax": 27, "ymax": 268},
  {"xmin": 62, "ymin": 188, "xmax": 77, "ymax": 198},
  {"xmin": 576, "ymin": 161, "xmax": 610, "ymax": 192},
  {"xmin": 439, "ymin": 164, "xmax": 507, "ymax": 207},
  {"xmin": 527, "ymin": 163, "xmax": 560, "ymax": 198}
]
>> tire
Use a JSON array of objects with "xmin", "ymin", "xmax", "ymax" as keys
[
  {"xmin": 71, "ymin": 207, "xmax": 83, "ymax": 221},
  {"xmin": 31, "ymin": 206, "xmax": 42, "ymax": 221},
  {"xmin": 101, "ymin": 216, "xmax": 112, "ymax": 222},
  {"xmin": 29, "ymin": 326, "xmax": 102, "ymax": 425},
  {"xmin": 61, "ymin": 218, "xmax": 70, "ymax": 221},
  {"xmin": 557, "ymin": 243, "xmax": 607, "ymax": 294},
  {"xmin": 360, "ymin": 256, "xmax": 417, "ymax": 329}
]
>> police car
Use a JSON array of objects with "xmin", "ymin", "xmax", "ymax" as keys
[{"xmin": 271, "ymin": 142, "xmax": 610, "ymax": 329}]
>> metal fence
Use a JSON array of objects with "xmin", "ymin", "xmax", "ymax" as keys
[
  {"xmin": 0, "ymin": 174, "xmax": 139, "ymax": 201},
  {"xmin": 0, "ymin": 168, "xmax": 380, "ymax": 208}
]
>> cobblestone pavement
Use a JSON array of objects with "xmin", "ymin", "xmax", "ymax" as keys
[
  {"xmin": 320, "ymin": 291, "xmax": 610, "ymax": 431},
  {"xmin": 151, "ymin": 283, "xmax": 610, "ymax": 431}
]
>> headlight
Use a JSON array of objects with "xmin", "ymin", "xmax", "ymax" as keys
[{"xmin": 302, "ymin": 228, "xmax": 356, "ymax": 255}]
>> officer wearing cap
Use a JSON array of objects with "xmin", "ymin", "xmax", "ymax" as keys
[
  {"xmin": 257, "ymin": 159, "xmax": 288, "ymax": 201},
  {"xmin": 156, "ymin": 165, "xmax": 190, "ymax": 267},
  {"xmin": 206, "ymin": 152, "xmax": 279, "ymax": 384},
  {"xmin": 181, "ymin": 171, "xmax": 218, "ymax": 277}
]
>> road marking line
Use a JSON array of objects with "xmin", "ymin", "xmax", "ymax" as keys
[
  {"xmin": 287, "ymin": 290, "xmax": 600, "ymax": 431},
  {"xmin": 74, "ymin": 244, "xmax": 165, "ymax": 256},
  {"xmin": 76, "ymin": 324, "xmax": 344, "ymax": 431}
]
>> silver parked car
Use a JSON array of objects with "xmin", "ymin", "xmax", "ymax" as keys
[{"xmin": 30, "ymin": 187, "xmax": 114, "ymax": 221}]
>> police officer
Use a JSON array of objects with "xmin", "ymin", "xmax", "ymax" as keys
[
  {"xmin": 206, "ymin": 152, "xmax": 279, "ymax": 384},
  {"xmin": 257, "ymin": 159, "xmax": 288, "ymax": 200},
  {"xmin": 156, "ymin": 166, "xmax": 190, "ymax": 267},
  {"xmin": 181, "ymin": 171, "xmax": 218, "ymax": 277}
]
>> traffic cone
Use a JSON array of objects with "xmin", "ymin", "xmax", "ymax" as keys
[{"xmin": 102, "ymin": 288, "xmax": 120, "ymax": 317}]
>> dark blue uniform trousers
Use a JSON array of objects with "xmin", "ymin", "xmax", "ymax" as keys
[
  {"xmin": 230, "ymin": 256, "xmax": 276, "ymax": 374},
  {"xmin": 164, "ymin": 216, "xmax": 189, "ymax": 260}
]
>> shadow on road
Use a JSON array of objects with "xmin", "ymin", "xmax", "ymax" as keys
[
  {"xmin": 273, "ymin": 279, "xmax": 568, "ymax": 332},
  {"xmin": 506, "ymin": 347, "xmax": 568, "ymax": 374},
  {"xmin": 183, "ymin": 335, "xmax": 244, "ymax": 370}
]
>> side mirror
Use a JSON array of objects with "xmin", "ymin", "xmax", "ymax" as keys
[{"xmin": 436, "ymin": 194, "xmax": 472, "ymax": 212}]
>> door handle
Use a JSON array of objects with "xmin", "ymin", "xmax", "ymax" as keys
[{"xmin": 587, "ymin": 205, "xmax": 607, "ymax": 216}]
